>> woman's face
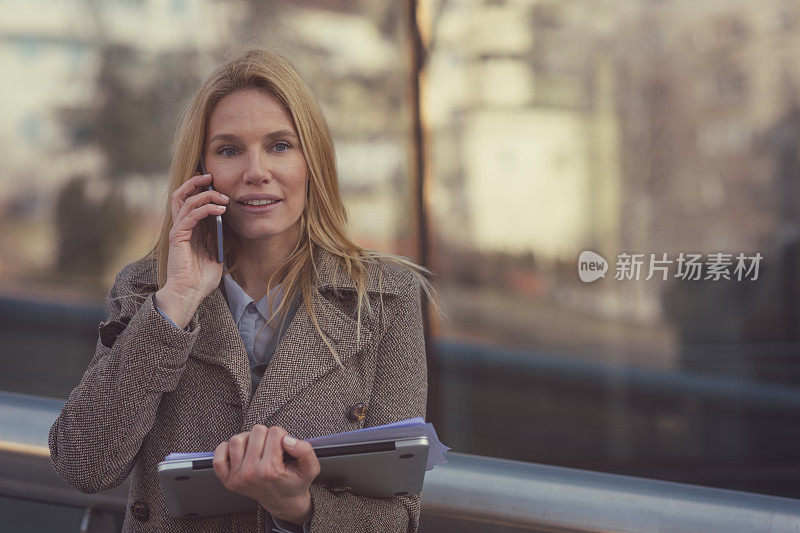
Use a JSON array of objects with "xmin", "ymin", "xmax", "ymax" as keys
[{"xmin": 203, "ymin": 88, "xmax": 308, "ymax": 249}]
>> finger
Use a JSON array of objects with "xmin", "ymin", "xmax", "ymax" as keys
[
  {"xmin": 227, "ymin": 432, "xmax": 249, "ymax": 476},
  {"xmin": 244, "ymin": 425, "xmax": 269, "ymax": 469},
  {"xmin": 174, "ymin": 191, "xmax": 227, "ymax": 232},
  {"xmin": 170, "ymin": 173, "xmax": 212, "ymax": 222},
  {"xmin": 172, "ymin": 202, "xmax": 227, "ymax": 236},
  {"xmin": 282, "ymin": 435, "xmax": 320, "ymax": 479},
  {"xmin": 264, "ymin": 426, "xmax": 288, "ymax": 472},
  {"xmin": 170, "ymin": 174, "xmax": 219, "ymax": 221},
  {"xmin": 175, "ymin": 189, "xmax": 228, "ymax": 228},
  {"xmin": 212, "ymin": 441, "xmax": 230, "ymax": 484},
  {"xmin": 170, "ymin": 191, "xmax": 228, "ymax": 245}
]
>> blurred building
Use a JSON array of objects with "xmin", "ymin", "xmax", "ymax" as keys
[
  {"xmin": 614, "ymin": 0, "xmax": 800, "ymax": 257},
  {"xmin": 264, "ymin": 0, "xmax": 412, "ymax": 250},
  {"xmin": 426, "ymin": 0, "xmax": 626, "ymax": 262},
  {"xmin": 0, "ymin": 0, "xmax": 419, "ymax": 255},
  {"xmin": 0, "ymin": 0, "xmax": 234, "ymax": 215}
]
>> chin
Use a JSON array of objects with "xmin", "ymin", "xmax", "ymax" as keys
[
  {"xmin": 238, "ymin": 229, "xmax": 286, "ymax": 240},
  {"xmin": 231, "ymin": 221, "xmax": 299, "ymax": 241}
]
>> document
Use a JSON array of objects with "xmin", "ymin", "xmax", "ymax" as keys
[{"xmin": 164, "ymin": 417, "xmax": 450, "ymax": 471}]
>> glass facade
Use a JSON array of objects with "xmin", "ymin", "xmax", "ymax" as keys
[{"xmin": 1, "ymin": 1, "xmax": 798, "ymax": 515}]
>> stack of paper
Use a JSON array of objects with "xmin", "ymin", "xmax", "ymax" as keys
[
  {"xmin": 306, "ymin": 417, "xmax": 449, "ymax": 470},
  {"xmin": 164, "ymin": 417, "xmax": 450, "ymax": 471}
]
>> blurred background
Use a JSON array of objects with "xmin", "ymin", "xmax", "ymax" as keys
[{"xmin": 2, "ymin": 0, "xmax": 800, "ymax": 528}]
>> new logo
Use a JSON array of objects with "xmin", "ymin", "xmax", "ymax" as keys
[{"xmin": 578, "ymin": 251, "xmax": 608, "ymax": 282}]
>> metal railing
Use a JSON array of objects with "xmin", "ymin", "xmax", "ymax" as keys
[
  {"xmin": 2, "ymin": 390, "xmax": 799, "ymax": 532},
  {"xmin": 5, "ymin": 293, "xmax": 800, "ymax": 497}
]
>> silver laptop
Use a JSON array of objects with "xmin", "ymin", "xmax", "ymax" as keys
[{"xmin": 157, "ymin": 436, "xmax": 430, "ymax": 518}]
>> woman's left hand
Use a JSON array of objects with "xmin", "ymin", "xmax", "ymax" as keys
[{"xmin": 213, "ymin": 425, "xmax": 321, "ymax": 525}]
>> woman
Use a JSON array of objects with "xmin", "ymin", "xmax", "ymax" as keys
[{"xmin": 49, "ymin": 47, "xmax": 442, "ymax": 533}]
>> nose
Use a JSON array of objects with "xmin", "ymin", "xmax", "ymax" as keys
[{"xmin": 242, "ymin": 151, "xmax": 271, "ymax": 185}]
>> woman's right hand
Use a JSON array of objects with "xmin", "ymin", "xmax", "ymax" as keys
[{"xmin": 155, "ymin": 173, "xmax": 230, "ymax": 328}]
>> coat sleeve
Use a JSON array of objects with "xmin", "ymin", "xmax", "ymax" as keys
[
  {"xmin": 306, "ymin": 276, "xmax": 428, "ymax": 533},
  {"xmin": 48, "ymin": 264, "xmax": 202, "ymax": 494}
]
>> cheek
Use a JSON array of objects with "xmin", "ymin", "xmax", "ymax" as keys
[
  {"xmin": 286, "ymin": 168, "xmax": 309, "ymax": 202},
  {"xmin": 211, "ymin": 178, "xmax": 236, "ymax": 199}
]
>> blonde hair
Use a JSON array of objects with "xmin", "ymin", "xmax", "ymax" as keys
[{"xmin": 137, "ymin": 47, "xmax": 444, "ymax": 368}]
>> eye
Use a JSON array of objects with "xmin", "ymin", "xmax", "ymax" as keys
[
  {"xmin": 217, "ymin": 145, "xmax": 239, "ymax": 157},
  {"xmin": 273, "ymin": 141, "xmax": 292, "ymax": 153}
]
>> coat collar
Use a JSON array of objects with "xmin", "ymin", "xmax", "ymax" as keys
[
  {"xmin": 132, "ymin": 246, "xmax": 404, "ymax": 296},
  {"xmin": 165, "ymin": 246, "xmax": 405, "ymax": 427},
  {"xmin": 313, "ymin": 246, "xmax": 404, "ymax": 296}
]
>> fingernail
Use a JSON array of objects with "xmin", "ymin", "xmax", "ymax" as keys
[
  {"xmin": 221, "ymin": 193, "xmax": 229, "ymax": 200},
  {"xmin": 283, "ymin": 435, "xmax": 297, "ymax": 446},
  {"xmin": 203, "ymin": 173, "xmax": 211, "ymax": 178}
]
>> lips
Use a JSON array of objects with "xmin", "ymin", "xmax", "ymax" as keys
[
  {"xmin": 240, "ymin": 199, "xmax": 281, "ymax": 206},
  {"xmin": 238, "ymin": 199, "xmax": 282, "ymax": 213},
  {"xmin": 237, "ymin": 193, "xmax": 282, "ymax": 204}
]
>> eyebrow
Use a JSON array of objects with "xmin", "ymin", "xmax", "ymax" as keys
[{"xmin": 207, "ymin": 130, "xmax": 298, "ymax": 144}]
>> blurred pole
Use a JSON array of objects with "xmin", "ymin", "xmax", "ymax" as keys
[{"xmin": 406, "ymin": 0, "xmax": 442, "ymax": 429}]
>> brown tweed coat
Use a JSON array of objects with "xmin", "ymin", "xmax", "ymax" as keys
[{"xmin": 49, "ymin": 247, "xmax": 428, "ymax": 532}]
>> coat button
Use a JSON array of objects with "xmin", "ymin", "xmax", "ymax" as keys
[
  {"xmin": 347, "ymin": 403, "xmax": 367, "ymax": 422},
  {"xmin": 130, "ymin": 500, "xmax": 149, "ymax": 521}
]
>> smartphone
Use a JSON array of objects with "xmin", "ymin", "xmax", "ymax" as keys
[{"xmin": 198, "ymin": 156, "xmax": 224, "ymax": 264}]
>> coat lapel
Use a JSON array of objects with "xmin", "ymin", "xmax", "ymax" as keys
[
  {"xmin": 244, "ymin": 247, "xmax": 405, "ymax": 427},
  {"xmin": 243, "ymin": 285, "xmax": 373, "ymax": 427},
  {"xmin": 190, "ymin": 285, "xmax": 253, "ymax": 412},
  {"xmin": 128, "ymin": 259, "xmax": 254, "ymax": 412},
  {"xmin": 188, "ymin": 247, "xmax": 405, "ymax": 430}
]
